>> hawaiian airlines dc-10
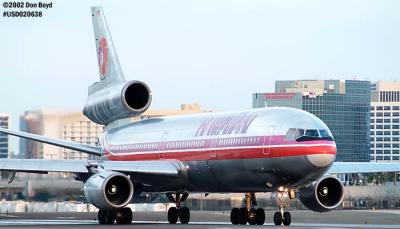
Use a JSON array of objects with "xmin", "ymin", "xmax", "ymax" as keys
[{"xmin": 1, "ymin": 7, "xmax": 400, "ymax": 226}]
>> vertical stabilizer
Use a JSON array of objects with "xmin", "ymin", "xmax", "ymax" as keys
[{"xmin": 91, "ymin": 7, "xmax": 125, "ymax": 85}]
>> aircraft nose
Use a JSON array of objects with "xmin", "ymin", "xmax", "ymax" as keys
[{"xmin": 306, "ymin": 143, "xmax": 336, "ymax": 168}]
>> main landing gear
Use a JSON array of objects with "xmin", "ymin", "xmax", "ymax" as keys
[
  {"xmin": 230, "ymin": 192, "xmax": 265, "ymax": 225},
  {"xmin": 273, "ymin": 187, "xmax": 295, "ymax": 226},
  {"xmin": 98, "ymin": 207, "xmax": 133, "ymax": 224},
  {"xmin": 166, "ymin": 192, "xmax": 190, "ymax": 224}
]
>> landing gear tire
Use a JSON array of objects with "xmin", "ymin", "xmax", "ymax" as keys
[
  {"xmin": 230, "ymin": 208, "xmax": 240, "ymax": 225},
  {"xmin": 247, "ymin": 208, "xmax": 256, "ymax": 225},
  {"xmin": 98, "ymin": 209, "xmax": 115, "ymax": 225},
  {"xmin": 283, "ymin": 212, "xmax": 291, "ymax": 226},
  {"xmin": 239, "ymin": 207, "xmax": 248, "ymax": 225},
  {"xmin": 116, "ymin": 207, "xmax": 132, "ymax": 224},
  {"xmin": 255, "ymin": 208, "xmax": 265, "ymax": 225},
  {"xmin": 178, "ymin": 207, "xmax": 190, "ymax": 224},
  {"xmin": 167, "ymin": 207, "xmax": 178, "ymax": 224},
  {"xmin": 273, "ymin": 211, "xmax": 282, "ymax": 226}
]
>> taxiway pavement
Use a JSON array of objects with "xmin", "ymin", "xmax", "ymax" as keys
[{"xmin": 0, "ymin": 210, "xmax": 399, "ymax": 228}]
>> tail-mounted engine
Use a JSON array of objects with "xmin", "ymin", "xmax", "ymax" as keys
[
  {"xmin": 83, "ymin": 171, "xmax": 134, "ymax": 209},
  {"xmin": 297, "ymin": 176, "xmax": 344, "ymax": 212},
  {"xmin": 83, "ymin": 81, "xmax": 152, "ymax": 125}
]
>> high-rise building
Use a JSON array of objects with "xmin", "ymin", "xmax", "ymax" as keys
[
  {"xmin": 20, "ymin": 110, "xmax": 104, "ymax": 160},
  {"xmin": 253, "ymin": 80, "xmax": 371, "ymax": 162},
  {"xmin": 0, "ymin": 113, "xmax": 9, "ymax": 159},
  {"xmin": 370, "ymin": 81, "xmax": 400, "ymax": 162}
]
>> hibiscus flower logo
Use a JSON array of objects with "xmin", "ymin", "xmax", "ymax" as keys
[{"xmin": 98, "ymin": 37, "xmax": 108, "ymax": 78}]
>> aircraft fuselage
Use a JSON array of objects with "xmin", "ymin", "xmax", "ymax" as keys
[{"xmin": 101, "ymin": 107, "xmax": 336, "ymax": 193}]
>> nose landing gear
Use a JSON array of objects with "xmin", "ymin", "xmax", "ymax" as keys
[
  {"xmin": 229, "ymin": 192, "xmax": 265, "ymax": 225},
  {"xmin": 166, "ymin": 192, "xmax": 190, "ymax": 224},
  {"xmin": 273, "ymin": 187, "xmax": 295, "ymax": 226}
]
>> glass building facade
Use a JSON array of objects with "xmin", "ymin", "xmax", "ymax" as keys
[{"xmin": 253, "ymin": 80, "xmax": 370, "ymax": 162}]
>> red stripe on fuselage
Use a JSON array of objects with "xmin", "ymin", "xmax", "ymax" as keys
[{"xmin": 104, "ymin": 135, "xmax": 336, "ymax": 161}]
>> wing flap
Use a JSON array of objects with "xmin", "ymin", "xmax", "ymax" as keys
[
  {"xmin": 101, "ymin": 161, "xmax": 179, "ymax": 177},
  {"xmin": 328, "ymin": 162, "xmax": 400, "ymax": 174}
]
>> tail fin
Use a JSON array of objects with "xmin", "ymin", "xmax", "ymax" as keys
[{"xmin": 91, "ymin": 7, "xmax": 125, "ymax": 86}]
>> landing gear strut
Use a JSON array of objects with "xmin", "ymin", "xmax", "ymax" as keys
[
  {"xmin": 230, "ymin": 192, "xmax": 265, "ymax": 225},
  {"xmin": 166, "ymin": 192, "xmax": 190, "ymax": 224},
  {"xmin": 273, "ymin": 187, "xmax": 294, "ymax": 226},
  {"xmin": 98, "ymin": 207, "xmax": 132, "ymax": 225}
]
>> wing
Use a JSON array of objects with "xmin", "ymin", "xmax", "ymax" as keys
[
  {"xmin": 0, "ymin": 127, "xmax": 101, "ymax": 156},
  {"xmin": 328, "ymin": 162, "xmax": 400, "ymax": 174},
  {"xmin": 0, "ymin": 159, "xmax": 180, "ymax": 176}
]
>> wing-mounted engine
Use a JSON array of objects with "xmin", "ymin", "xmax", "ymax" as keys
[
  {"xmin": 297, "ymin": 176, "xmax": 344, "ymax": 212},
  {"xmin": 83, "ymin": 80, "xmax": 152, "ymax": 125},
  {"xmin": 83, "ymin": 171, "xmax": 134, "ymax": 209}
]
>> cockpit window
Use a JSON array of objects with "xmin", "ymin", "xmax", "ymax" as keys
[
  {"xmin": 286, "ymin": 128, "xmax": 305, "ymax": 140},
  {"xmin": 295, "ymin": 128, "xmax": 334, "ymax": 142},
  {"xmin": 304, "ymin": 129, "xmax": 319, "ymax": 137},
  {"xmin": 286, "ymin": 128, "xmax": 296, "ymax": 140},
  {"xmin": 319, "ymin": 130, "xmax": 330, "ymax": 137},
  {"xmin": 287, "ymin": 128, "xmax": 334, "ymax": 141}
]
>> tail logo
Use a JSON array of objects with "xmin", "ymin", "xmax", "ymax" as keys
[{"xmin": 98, "ymin": 37, "xmax": 108, "ymax": 78}]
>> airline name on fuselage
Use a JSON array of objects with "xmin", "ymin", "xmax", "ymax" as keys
[{"xmin": 195, "ymin": 113, "xmax": 257, "ymax": 137}]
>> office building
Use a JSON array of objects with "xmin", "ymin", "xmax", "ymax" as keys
[
  {"xmin": 20, "ymin": 110, "xmax": 104, "ymax": 160},
  {"xmin": 253, "ymin": 80, "xmax": 370, "ymax": 162},
  {"xmin": 370, "ymin": 81, "xmax": 400, "ymax": 162},
  {"xmin": 0, "ymin": 113, "xmax": 9, "ymax": 159}
]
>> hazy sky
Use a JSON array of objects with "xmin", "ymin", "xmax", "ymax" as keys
[{"xmin": 1, "ymin": 0, "xmax": 400, "ymax": 152}]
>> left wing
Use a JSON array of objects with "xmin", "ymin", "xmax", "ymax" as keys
[{"xmin": 328, "ymin": 162, "xmax": 400, "ymax": 174}]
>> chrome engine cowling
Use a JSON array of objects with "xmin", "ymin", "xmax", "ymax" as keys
[
  {"xmin": 83, "ymin": 171, "xmax": 133, "ymax": 209},
  {"xmin": 298, "ymin": 176, "xmax": 344, "ymax": 212},
  {"xmin": 83, "ymin": 80, "xmax": 152, "ymax": 125}
]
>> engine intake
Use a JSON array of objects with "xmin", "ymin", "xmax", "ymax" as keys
[
  {"xmin": 83, "ymin": 80, "xmax": 152, "ymax": 125},
  {"xmin": 298, "ymin": 176, "xmax": 344, "ymax": 212},
  {"xmin": 84, "ymin": 171, "xmax": 133, "ymax": 209}
]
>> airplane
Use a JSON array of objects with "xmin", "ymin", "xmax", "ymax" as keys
[{"xmin": 0, "ymin": 6, "xmax": 400, "ymax": 226}]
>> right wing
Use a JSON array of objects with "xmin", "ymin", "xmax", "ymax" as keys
[
  {"xmin": 0, "ymin": 127, "xmax": 101, "ymax": 156},
  {"xmin": 0, "ymin": 128, "xmax": 181, "ymax": 183},
  {"xmin": 328, "ymin": 162, "xmax": 400, "ymax": 174},
  {"xmin": 0, "ymin": 159, "xmax": 180, "ymax": 178}
]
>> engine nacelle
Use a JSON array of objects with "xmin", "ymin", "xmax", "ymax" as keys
[
  {"xmin": 83, "ymin": 171, "xmax": 133, "ymax": 210},
  {"xmin": 298, "ymin": 176, "xmax": 344, "ymax": 212},
  {"xmin": 83, "ymin": 80, "xmax": 152, "ymax": 125}
]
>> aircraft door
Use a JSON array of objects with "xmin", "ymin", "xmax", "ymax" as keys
[
  {"xmin": 210, "ymin": 137, "xmax": 217, "ymax": 159},
  {"xmin": 263, "ymin": 125, "xmax": 275, "ymax": 155},
  {"xmin": 159, "ymin": 131, "xmax": 168, "ymax": 159}
]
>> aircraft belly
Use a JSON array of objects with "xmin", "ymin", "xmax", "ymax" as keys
[{"xmin": 183, "ymin": 156, "xmax": 329, "ymax": 193}]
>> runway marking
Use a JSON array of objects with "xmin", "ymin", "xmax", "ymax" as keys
[{"xmin": 0, "ymin": 214, "xmax": 19, "ymax": 218}]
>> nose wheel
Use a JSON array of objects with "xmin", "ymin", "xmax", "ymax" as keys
[
  {"xmin": 229, "ymin": 192, "xmax": 265, "ymax": 225},
  {"xmin": 273, "ymin": 187, "xmax": 294, "ymax": 226},
  {"xmin": 166, "ymin": 192, "xmax": 190, "ymax": 224}
]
